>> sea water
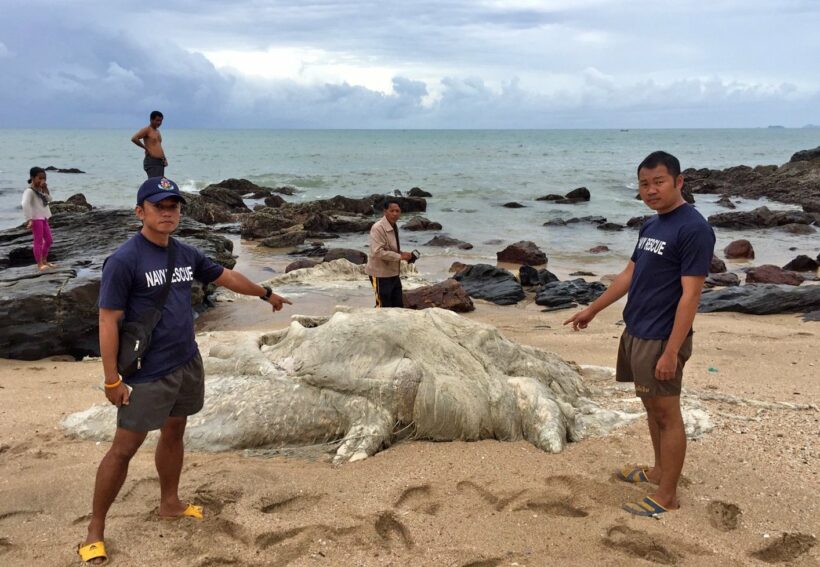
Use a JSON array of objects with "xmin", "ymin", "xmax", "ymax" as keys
[{"xmin": 1, "ymin": 128, "xmax": 818, "ymax": 280}]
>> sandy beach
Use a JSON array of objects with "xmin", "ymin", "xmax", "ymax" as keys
[{"xmin": 0, "ymin": 295, "xmax": 817, "ymax": 567}]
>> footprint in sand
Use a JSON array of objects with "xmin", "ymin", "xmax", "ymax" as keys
[
  {"xmin": 603, "ymin": 525, "xmax": 680, "ymax": 565},
  {"xmin": 121, "ymin": 477, "xmax": 160, "ymax": 502},
  {"xmin": 750, "ymin": 532, "xmax": 816, "ymax": 564},
  {"xmin": 456, "ymin": 480, "xmax": 527, "ymax": 512},
  {"xmin": 258, "ymin": 492, "xmax": 323, "ymax": 514},
  {"xmin": 196, "ymin": 556, "xmax": 240, "ymax": 566},
  {"xmin": 374, "ymin": 511, "xmax": 412, "ymax": 549},
  {"xmin": 0, "ymin": 537, "xmax": 13, "ymax": 556},
  {"xmin": 460, "ymin": 559, "xmax": 504, "ymax": 567},
  {"xmin": 0, "ymin": 510, "xmax": 42, "ymax": 522},
  {"xmin": 395, "ymin": 484, "xmax": 440, "ymax": 515},
  {"xmin": 707, "ymin": 500, "xmax": 741, "ymax": 532},
  {"xmin": 193, "ymin": 483, "xmax": 242, "ymax": 514}
]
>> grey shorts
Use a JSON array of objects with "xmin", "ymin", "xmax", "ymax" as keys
[
  {"xmin": 616, "ymin": 330, "xmax": 693, "ymax": 397},
  {"xmin": 118, "ymin": 353, "xmax": 205, "ymax": 432},
  {"xmin": 143, "ymin": 156, "xmax": 165, "ymax": 178}
]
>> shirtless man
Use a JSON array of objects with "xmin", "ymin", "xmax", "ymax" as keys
[{"xmin": 131, "ymin": 111, "xmax": 168, "ymax": 178}]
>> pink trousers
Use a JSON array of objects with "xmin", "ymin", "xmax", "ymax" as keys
[{"xmin": 31, "ymin": 219, "xmax": 53, "ymax": 264}]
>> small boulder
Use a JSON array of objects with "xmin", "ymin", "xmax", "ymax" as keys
[
  {"xmin": 453, "ymin": 264, "xmax": 525, "ymax": 305},
  {"xmin": 536, "ymin": 194, "xmax": 566, "ymax": 201},
  {"xmin": 323, "ymin": 248, "xmax": 367, "ymax": 265},
  {"xmin": 408, "ymin": 187, "xmax": 432, "ymax": 198},
  {"xmin": 704, "ymin": 273, "xmax": 740, "ymax": 287},
  {"xmin": 425, "ymin": 236, "xmax": 473, "ymax": 250},
  {"xmin": 782, "ymin": 255, "xmax": 819, "ymax": 272},
  {"xmin": 496, "ymin": 241, "xmax": 547, "ymax": 266},
  {"xmin": 543, "ymin": 218, "xmax": 566, "ymax": 226},
  {"xmin": 596, "ymin": 222, "xmax": 624, "ymax": 231},
  {"xmin": 403, "ymin": 279, "xmax": 474, "ymax": 313},
  {"xmin": 724, "ymin": 239, "xmax": 754, "ymax": 260},
  {"xmin": 779, "ymin": 223, "xmax": 816, "ymax": 235},
  {"xmin": 449, "ymin": 262, "xmax": 470, "ymax": 273},
  {"xmin": 589, "ymin": 245, "xmax": 609, "ymax": 254},
  {"xmin": 264, "ymin": 194, "xmax": 286, "ymax": 208},
  {"xmin": 627, "ymin": 215, "xmax": 653, "ymax": 228},
  {"xmin": 285, "ymin": 259, "xmax": 319, "ymax": 273},
  {"xmin": 567, "ymin": 216, "xmax": 606, "ymax": 225},
  {"xmin": 746, "ymin": 265, "xmax": 804, "ymax": 286},
  {"xmin": 564, "ymin": 187, "xmax": 590, "ymax": 201},
  {"xmin": 538, "ymin": 269, "xmax": 560, "ymax": 285},
  {"xmin": 716, "ymin": 195, "xmax": 736, "ymax": 209},
  {"xmin": 503, "ymin": 202, "xmax": 526, "ymax": 208},
  {"xmin": 402, "ymin": 216, "xmax": 442, "ymax": 231},
  {"xmin": 519, "ymin": 265, "xmax": 540, "ymax": 286},
  {"xmin": 535, "ymin": 279, "xmax": 606, "ymax": 308},
  {"xmin": 259, "ymin": 227, "xmax": 308, "ymax": 248},
  {"xmin": 710, "ymin": 255, "xmax": 727, "ymax": 273}
]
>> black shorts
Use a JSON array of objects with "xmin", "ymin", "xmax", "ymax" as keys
[
  {"xmin": 143, "ymin": 156, "xmax": 165, "ymax": 178},
  {"xmin": 370, "ymin": 275, "xmax": 404, "ymax": 308},
  {"xmin": 118, "ymin": 353, "xmax": 205, "ymax": 432},
  {"xmin": 616, "ymin": 330, "xmax": 693, "ymax": 397}
]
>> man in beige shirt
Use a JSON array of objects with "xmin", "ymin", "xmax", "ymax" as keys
[
  {"xmin": 365, "ymin": 200, "xmax": 413, "ymax": 307},
  {"xmin": 131, "ymin": 110, "xmax": 168, "ymax": 177}
]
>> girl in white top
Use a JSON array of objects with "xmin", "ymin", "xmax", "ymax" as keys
[{"xmin": 21, "ymin": 166, "xmax": 55, "ymax": 271}]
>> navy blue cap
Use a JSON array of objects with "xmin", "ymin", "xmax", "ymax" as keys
[{"xmin": 137, "ymin": 177, "xmax": 186, "ymax": 205}]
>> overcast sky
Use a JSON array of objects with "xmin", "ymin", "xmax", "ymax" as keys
[{"xmin": 1, "ymin": 0, "xmax": 818, "ymax": 128}]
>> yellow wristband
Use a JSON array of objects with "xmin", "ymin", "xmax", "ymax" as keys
[{"xmin": 104, "ymin": 378, "xmax": 122, "ymax": 389}]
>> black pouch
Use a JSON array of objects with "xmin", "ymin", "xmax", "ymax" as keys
[{"xmin": 115, "ymin": 239, "xmax": 176, "ymax": 378}]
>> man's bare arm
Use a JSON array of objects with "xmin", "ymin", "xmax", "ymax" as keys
[
  {"xmin": 130, "ymin": 127, "xmax": 148, "ymax": 150},
  {"xmin": 563, "ymin": 260, "xmax": 635, "ymax": 330},
  {"xmin": 99, "ymin": 308, "xmax": 130, "ymax": 406}
]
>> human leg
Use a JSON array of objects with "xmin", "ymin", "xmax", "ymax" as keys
[
  {"xmin": 642, "ymin": 397, "xmax": 663, "ymax": 484},
  {"xmin": 156, "ymin": 415, "xmax": 189, "ymax": 517},
  {"xmin": 642, "ymin": 395, "xmax": 686, "ymax": 509},
  {"xmin": 42, "ymin": 219, "xmax": 54, "ymax": 265},
  {"xmin": 31, "ymin": 219, "xmax": 45, "ymax": 268},
  {"xmin": 82, "ymin": 427, "xmax": 148, "ymax": 560}
]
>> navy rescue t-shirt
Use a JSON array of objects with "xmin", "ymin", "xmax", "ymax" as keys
[
  {"xmin": 99, "ymin": 233, "xmax": 225, "ymax": 384},
  {"xmin": 623, "ymin": 203, "xmax": 715, "ymax": 340}
]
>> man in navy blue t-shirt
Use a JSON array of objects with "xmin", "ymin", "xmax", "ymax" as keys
[
  {"xmin": 564, "ymin": 151, "xmax": 715, "ymax": 518},
  {"xmin": 78, "ymin": 177, "xmax": 292, "ymax": 566}
]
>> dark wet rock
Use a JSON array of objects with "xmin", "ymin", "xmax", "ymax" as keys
[
  {"xmin": 264, "ymin": 194, "xmax": 286, "ymax": 208},
  {"xmin": 449, "ymin": 261, "xmax": 470, "ymax": 273},
  {"xmin": 205, "ymin": 178, "xmax": 276, "ymax": 199},
  {"xmin": 699, "ymin": 284, "xmax": 820, "ymax": 315},
  {"xmin": 567, "ymin": 216, "xmax": 606, "ymax": 225},
  {"xmin": 274, "ymin": 185, "xmax": 298, "ymax": 196},
  {"xmin": 627, "ymin": 215, "xmax": 654, "ymax": 228},
  {"xmin": 240, "ymin": 207, "xmax": 300, "ymax": 238},
  {"xmin": 716, "ymin": 195, "xmax": 736, "ymax": 209},
  {"xmin": 402, "ymin": 216, "xmax": 442, "ymax": 231},
  {"xmin": 535, "ymin": 279, "xmax": 606, "ymax": 307},
  {"xmin": 710, "ymin": 255, "xmax": 727, "ymax": 273},
  {"xmin": 200, "ymin": 185, "xmax": 251, "ymax": 213},
  {"xmin": 408, "ymin": 187, "xmax": 432, "ymax": 198},
  {"xmin": 543, "ymin": 218, "xmax": 566, "ymax": 226},
  {"xmin": 50, "ymin": 193, "xmax": 93, "ymax": 215},
  {"xmin": 708, "ymin": 206, "xmax": 815, "ymax": 229},
  {"xmin": 181, "ymin": 191, "xmax": 237, "ymax": 225},
  {"xmin": 285, "ymin": 259, "xmax": 319, "ymax": 273},
  {"xmin": 519, "ymin": 265, "xmax": 540, "ymax": 286},
  {"xmin": 496, "ymin": 240, "xmax": 547, "ymax": 265},
  {"xmin": 503, "ymin": 202, "xmax": 526, "ymax": 208},
  {"xmin": 0, "ymin": 209, "xmax": 235, "ymax": 360},
  {"xmin": 424, "ymin": 235, "xmax": 473, "ymax": 250},
  {"xmin": 538, "ymin": 269, "xmax": 560, "ymax": 285},
  {"xmin": 746, "ymin": 265, "xmax": 805, "ymax": 286},
  {"xmin": 597, "ymin": 222, "xmax": 624, "ymax": 231},
  {"xmin": 565, "ymin": 187, "xmax": 590, "ymax": 201},
  {"xmin": 484, "ymin": 239, "xmax": 504, "ymax": 245},
  {"xmin": 309, "ymin": 214, "xmax": 374, "ymax": 233},
  {"xmin": 724, "ymin": 239, "xmax": 755, "ymax": 260},
  {"xmin": 453, "ymin": 264, "xmax": 525, "ymax": 305},
  {"xmin": 783, "ymin": 255, "xmax": 819, "ymax": 272},
  {"xmin": 259, "ymin": 226, "xmax": 308, "ymax": 248},
  {"xmin": 682, "ymin": 187, "xmax": 695, "ymax": 204},
  {"xmin": 789, "ymin": 147, "xmax": 820, "ymax": 162},
  {"xmin": 704, "ymin": 273, "xmax": 740, "ymax": 288},
  {"xmin": 683, "ymin": 149, "xmax": 820, "ymax": 211},
  {"xmin": 372, "ymin": 195, "xmax": 427, "ymax": 213},
  {"xmin": 536, "ymin": 194, "xmax": 566, "ymax": 201},
  {"xmin": 288, "ymin": 244, "xmax": 327, "ymax": 257},
  {"xmin": 803, "ymin": 310, "xmax": 820, "ymax": 321},
  {"xmin": 589, "ymin": 245, "xmax": 610, "ymax": 254},
  {"xmin": 779, "ymin": 223, "xmax": 816, "ymax": 234},
  {"xmin": 323, "ymin": 248, "xmax": 367, "ymax": 265},
  {"xmin": 45, "ymin": 166, "xmax": 85, "ymax": 174},
  {"xmin": 569, "ymin": 271, "xmax": 596, "ymax": 277},
  {"xmin": 403, "ymin": 279, "xmax": 474, "ymax": 313}
]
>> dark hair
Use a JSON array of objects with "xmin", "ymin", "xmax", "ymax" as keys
[
  {"xmin": 637, "ymin": 151, "xmax": 681, "ymax": 178},
  {"xmin": 28, "ymin": 166, "xmax": 45, "ymax": 184},
  {"xmin": 150, "ymin": 110, "xmax": 164, "ymax": 120},
  {"xmin": 382, "ymin": 199, "xmax": 401, "ymax": 210}
]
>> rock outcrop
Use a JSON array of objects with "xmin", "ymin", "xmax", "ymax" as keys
[
  {"xmin": 453, "ymin": 264, "xmax": 525, "ymax": 305},
  {"xmin": 0, "ymin": 209, "xmax": 235, "ymax": 360},
  {"xmin": 496, "ymin": 241, "xmax": 547, "ymax": 266}
]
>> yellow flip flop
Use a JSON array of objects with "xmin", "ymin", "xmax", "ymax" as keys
[
  {"xmin": 160, "ymin": 502, "xmax": 203, "ymax": 520},
  {"xmin": 77, "ymin": 540, "xmax": 108, "ymax": 565}
]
